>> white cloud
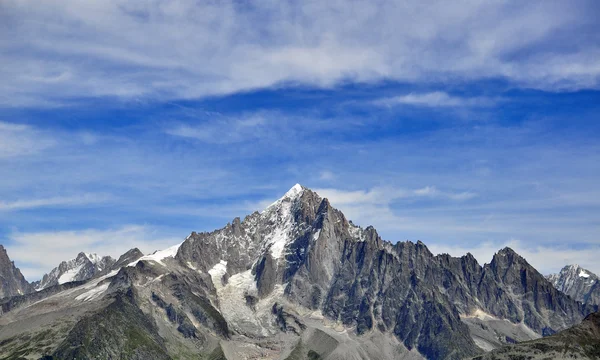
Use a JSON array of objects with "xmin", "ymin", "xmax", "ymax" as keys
[
  {"xmin": 0, "ymin": 194, "xmax": 114, "ymax": 211},
  {"xmin": 165, "ymin": 115, "xmax": 268, "ymax": 144},
  {"xmin": 319, "ymin": 170, "xmax": 336, "ymax": 181},
  {"xmin": 0, "ymin": 121, "xmax": 56, "ymax": 157},
  {"xmin": 314, "ymin": 186, "xmax": 476, "ymax": 207},
  {"xmin": 6, "ymin": 225, "xmax": 182, "ymax": 280},
  {"xmin": 374, "ymin": 92, "xmax": 496, "ymax": 108},
  {"xmin": 1, "ymin": 1, "xmax": 598, "ymax": 106}
]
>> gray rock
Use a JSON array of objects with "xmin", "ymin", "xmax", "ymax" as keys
[
  {"xmin": 548, "ymin": 264, "xmax": 600, "ymax": 306},
  {"xmin": 472, "ymin": 311, "xmax": 600, "ymax": 360},
  {"xmin": 0, "ymin": 245, "xmax": 33, "ymax": 299},
  {"xmin": 1, "ymin": 185, "xmax": 597, "ymax": 360},
  {"xmin": 33, "ymin": 252, "xmax": 116, "ymax": 290}
]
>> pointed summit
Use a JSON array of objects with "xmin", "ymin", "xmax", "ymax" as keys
[
  {"xmin": 283, "ymin": 183, "xmax": 305, "ymax": 199},
  {"xmin": 264, "ymin": 184, "xmax": 310, "ymax": 212}
]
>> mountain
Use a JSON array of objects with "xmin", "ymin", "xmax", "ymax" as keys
[
  {"xmin": 548, "ymin": 264, "xmax": 600, "ymax": 306},
  {"xmin": 472, "ymin": 310, "xmax": 600, "ymax": 359},
  {"xmin": 111, "ymin": 247, "xmax": 144, "ymax": 270},
  {"xmin": 0, "ymin": 185, "xmax": 597, "ymax": 360},
  {"xmin": 0, "ymin": 245, "xmax": 33, "ymax": 299},
  {"xmin": 32, "ymin": 252, "xmax": 116, "ymax": 290}
]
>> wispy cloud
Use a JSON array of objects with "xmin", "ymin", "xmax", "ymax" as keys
[
  {"xmin": 0, "ymin": 194, "xmax": 114, "ymax": 211},
  {"xmin": 319, "ymin": 170, "xmax": 335, "ymax": 181},
  {"xmin": 165, "ymin": 115, "xmax": 268, "ymax": 144},
  {"xmin": 1, "ymin": 1, "xmax": 598, "ymax": 106},
  {"xmin": 373, "ymin": 92, "xmax": 496, "ymax": 108},
  {"xmin": 0, "ymin": 121, "xmax": 56, "ymax": 157},
  {"xmin": 315, "ymin": 186, "xmax": 477, "ymax": 206}
]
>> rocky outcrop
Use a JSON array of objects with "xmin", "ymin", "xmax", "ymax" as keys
[
  {"xmin": 51, "ymin": 289, "xmax": 170, "ymax": 360},
  {"xmin": 0, "ymin": 245, "xmax": 33, "ymax": 299},
  {"xmin": 548, "ymin": 264, "xmax": 600, "ymax": 306},
  {"xmin": 111, "ymin": 248, "xmax": 144, "ymax": 271}
]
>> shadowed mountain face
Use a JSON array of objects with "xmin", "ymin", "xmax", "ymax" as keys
[
  {"xmin": 0, "ymin": 185, "xmax": 597, "ymax": 360},
  {"xmin": 0, "ymin": 245, "xmax": 33, "ymax": 299},
  {"xmin": 548, "ymin": 265, "xmax": 600, "ymax": 306}
]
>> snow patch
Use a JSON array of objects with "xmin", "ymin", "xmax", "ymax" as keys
[
  {"xmin": 579, "ymin": 270, "xmax": 590, "ymax": 278},
  {"xmin": 128, "ymin": 242, "xmax": 182, "ymax": 267},
  {"xmin": 57, "ymin": 263, "xmax": 84, "ymax": 284},
  {"xmin": 262, "ymin": 198, "xmax": 294, "ymax": 259},
  {"xmin": 215, "ymin": 269, "xmax": 283, "ymax": 337},
  {"xmin": 349, "ymin": 224, "xmax": 366, "ymax": 242},
  {"xmin": 75, "ymin": 283, "xmax": 109, "ymax": 301},
  {"xmin": 186, "ymin": 261, "xmax": 202, "ymax": 273},
  {"xmin": 264, "ymin": 183, "xmax": 304, "ymax": 211},
  {"xmin": 208, "ymin": 260, "xmax": 228, "ymax": 290},
  {"xmin": 82, "ymin": 270, "xmax": 119, "ymax": 289},
  {"xmin": 313, "ymin": 229, "xmax": 321, "ymax": 241},
  {"xmin": 85, "ymin": 253, "xmax": 102, "ymax": 264}
]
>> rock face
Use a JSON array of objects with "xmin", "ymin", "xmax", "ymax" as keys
[
  {"xmin": 176, "ymin": 185, "xmax": 596, "ymax": 359},
  {"xmin": 0, "ymin": 185, "xmax": 597, "ymax": 360},
  {"xmin": 472, "ymin": 311, "xmax": 600, "ymax": 360},
  {"xmin": 548, "ymin": 264, "xmax": 600, "ymax": 306},
  {"xmin": 110, "ymin": 248, "xmax": 144, "ymax": 270},
  {"xmin": 0, "ymin": 245, "xmax": 33, "ymax": 299},
  {"xmin": 32, "ymin": 252, "xmax": 116, "ymax": 290}
]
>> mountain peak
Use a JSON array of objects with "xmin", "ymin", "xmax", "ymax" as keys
[
  {"xmin": 548, "ymin": 263, "xmax": 600, "ymax": 305},
  {"xmin": 263, "ymin": 184, "xmax": 309, "ymax": 212},
  {"xmin": 283, "ymin": 183, "xmax": 305, "ymax": 199},
  {"xmin": 496, "ymin": 246, "xmax": 518, "ymax": 257}
]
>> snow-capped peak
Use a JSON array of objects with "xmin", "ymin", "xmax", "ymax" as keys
[
  {"xmin": 284, "ymin": 183, "xmax": 304, "ymax": 198},
  {"xmin": 264, "ymin": 184, "xmax": 306, "ymax": 212},
  {"xmin": 84, "ymin": 252, "xmax": 102, "ymax": 264},
  {"xmin": 127, "ymin": 242, "xmax": 182, "ymax": 267}
]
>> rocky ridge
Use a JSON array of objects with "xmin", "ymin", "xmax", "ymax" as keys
[
  {"xmin": 548, "ymin": 264, "xmax": 600, "ymax": 306},
  {"xmin": 32, "ymin": 252, "xmax": 117, "ymax": 291},
  {"xmin": 0, "ymin": 185, "xmax": 597, "ymax": 360}
]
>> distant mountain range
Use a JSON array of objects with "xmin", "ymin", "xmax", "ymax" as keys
[
  {"xmin": 547, "ymin": 264, "xmax": 600, "ymax": 306},
  {"xmin": 0, "ymin": 185, "xmax": 598, "ymax": 360},
  {"xmin": 31, "ymin": 252, "xmax": 116, "ymax": 291}
]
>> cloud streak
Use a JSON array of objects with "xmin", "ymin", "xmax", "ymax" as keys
[
  {"xmin": 1, "ymin": 0, "xmax": 599, "ymax": 106},
  {"xmin": 0, "ymin": 194, "xmax": 114, "ymax": 211},
  {"xmin": 0, "ymin": 121, "xmax": 56, "ymax": 157},
  {"xmin": 373, "ymin": 92, "xmax": 496, "ymax": 108}
]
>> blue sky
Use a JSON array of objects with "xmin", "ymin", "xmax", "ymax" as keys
[{"xmin": 1, "ymin": 0, "xmax": 599, "ymax": 280}]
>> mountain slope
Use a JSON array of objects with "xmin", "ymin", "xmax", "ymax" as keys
[
  {"xmin": 472, "ymin": 311, "xmax": 600, "ymax": 359},
  {"xmin": 0, "ymin": 185, "xmax": 596, "ymax": 360},
  {"xmin": 548, "ymin": 264, "xmax": 600, "ymax": 306},
  {"xmin": 0, "ymin": 245, "xmax": 33, "ymax": 299},
  {"xmin": 176, "ymin": 185, "xmax": 596, "ymax": 358},
  {"xmin": 32, "ymin": 252, "xmax": 116, "ymax": 290}
]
